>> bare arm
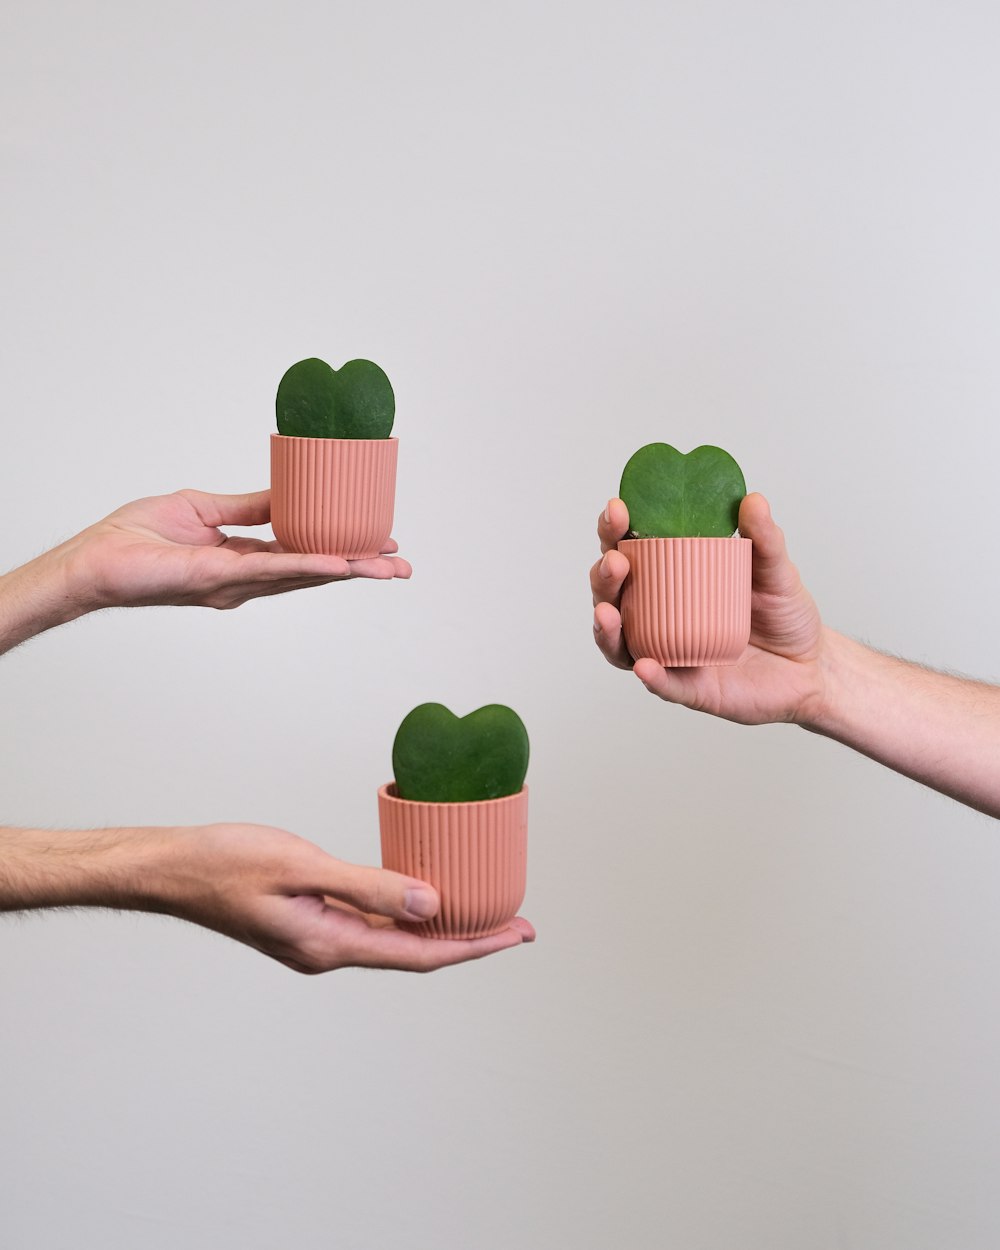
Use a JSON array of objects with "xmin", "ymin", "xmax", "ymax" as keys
[
  {"xmin": 0, "ymin": 487, "xmax": 411, "ymax": 658},
  {"xmin": 592, "ymin": 494, "xmax": 1000, "ymax": 819},
  {"xmin": 0, "ymin": 546, "xmax": 89, "ymax": 654},
  {"xmin": 805, "ymin": 632, "xmax": 1000, "ymax": 818},
  {"xmin": 0, "ymin": 823, "xmax": 534, "ymax": 973}
]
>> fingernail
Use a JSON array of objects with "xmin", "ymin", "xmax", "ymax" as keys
[
  {"xmin": 593, "ymin": 619, "xmax": 602, "ymax": 635},
  {"xmin": 403, "ymin": 888, "xmax": 438, "ymax": 920},
  {"xmin": 599, "ymin": 555, "xmax": 611, "ymax": 578},
  {"xmin": 604, "ymin": 503, "xmax": 611, "ymax": 523}
]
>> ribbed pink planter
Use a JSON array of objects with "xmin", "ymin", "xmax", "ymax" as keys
[
  {"xmin": 270, "ymin": 435, "xmax": 397, "ymax": 559},
  {"xmin": 378, "ymin": 784, "xmax": 528, "ymax": 940},
  {"xmin": 618, "ymin": 537, "xmax": 752, "ymax": 667}
]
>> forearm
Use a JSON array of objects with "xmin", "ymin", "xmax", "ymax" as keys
[
  {"xmin": 0, "ymin": 540, "xmax": 93, "ymax": 656},
  {"xmin": 0, "ymin": 824, "xmax": 184, "ymax": 914},
  {"xmin": 805, "ymin": 628, "xmax": 1000, "ymax": 818}
]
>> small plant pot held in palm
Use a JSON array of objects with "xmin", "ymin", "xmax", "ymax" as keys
[
  {"xmin": 379, "ymin": 704, "xmax": 529, "ymax": 940},
  {"xmin": 270, "ymin": 357, "xmax": 397, "ymax": 558},
  {"xmin": 617, "ymin": 443, "xmax": 751, "ymax": 667}
]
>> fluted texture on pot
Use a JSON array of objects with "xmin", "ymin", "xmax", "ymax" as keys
[
  {"xmin": 618, "ymin": 537, "xmax": 752, "ymax": 667},
  {"xmin": 378, "ymin": 785, "xmax": 528, "ymax": 940},
  {"xmin": 270, "ymin": 435, "xmax": 397, "ymax": 559}
]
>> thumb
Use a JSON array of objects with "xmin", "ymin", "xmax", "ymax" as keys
[
  {"xmin": 739, "ymin": 492, "xmax": 799, "ymax": 596},
  {"xmin": 319, "ymin": 858, "xmax": 440, "ymax": 923},
  {"xmin": 737, "ymin": 491, "xmax": 780, "ymax": 551},
  {"xmin": 176, "ymin": 488, "xmax": 272, "ymax": 528}
]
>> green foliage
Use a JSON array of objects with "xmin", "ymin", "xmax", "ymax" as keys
[
  {"xmin": 619, "ymin": 443, "xmax": 746, "ymax": 537},
  {"xmin": 276, "ymin": 357, "xmax": 395, "ymax": 439},
  {"xmin": 392, "ymin": 703, "xmax": 530, "ymax": 803}
]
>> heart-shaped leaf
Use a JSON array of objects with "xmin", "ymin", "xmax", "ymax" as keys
[
  {"xmin": 276, "ymin": 357, "xmax": 395, "ymax": 439},
  {"xmin": 619, "ymin": 443, "xmax": 746, "ymax": 537},
  {"xmin": 392, "ymin": 703, "xmax": 529, "ymax": 803}
]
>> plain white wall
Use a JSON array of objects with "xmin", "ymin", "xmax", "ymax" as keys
[{"xmin": 3, "ymin": 2, "xmax": 1000, "ymax": 1246}]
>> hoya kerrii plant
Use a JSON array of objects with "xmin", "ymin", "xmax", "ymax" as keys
[
  {"xmin": 270, "ymin": 356, "xmax": 399, "ymax": 559},
  {"xmin": 380, "ymin": 702, "xmax": 531, "ymax": 939},
  {"xmin": 619, "ymin": 443, "xmax": 746, "ymax": 538},
  {"xmin": 276, "ymin": 357, "xmax": 395, "ymax": 439},
  {"xmin": 615, "ymin": 443, "xmax": 752, "ymax": 668},
  {"xmin": 391, "ymin": 703, "xmax": 530, "ymax": 803}
]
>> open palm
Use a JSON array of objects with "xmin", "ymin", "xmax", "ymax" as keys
[
  {"xmin": 67, "ymin": 488, "xmax": 410, "ymax": 611},
  {"xmin": 163, "ymin": 822, "xmax": 534, "ymax": 974}
]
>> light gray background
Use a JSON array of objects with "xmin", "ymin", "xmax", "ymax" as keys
[{"xmin": 2, "ymin": 2, "xmax": 1000, "ymax": 1247}]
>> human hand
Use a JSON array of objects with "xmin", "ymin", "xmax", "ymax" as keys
[
  {"xmin": 59, "ymin": 488, "xmax": 410, "ymax": 613},
  {"xmin": 590, "ymin": 493, "xmax": 827, "ymax": 725},
  {"xmin": 160, "ymin": 823, "xmax": 535, "ymax": 974}
]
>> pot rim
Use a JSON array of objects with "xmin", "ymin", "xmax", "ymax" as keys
[
  {"xmin": 618, "ymin": 534, "xmax": 751, "ymax": 544},
  {"xmin": 379, "ymin": 782, "xmax": 528, "ymax": 808},
  {"xmin": 271, "ymin": 433, "xmax": 398, "ymax": 446}
]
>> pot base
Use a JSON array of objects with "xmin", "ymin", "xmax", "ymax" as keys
[{"xmin": 396, "ymin": 920, "xmax": 515, "ymax": 940}]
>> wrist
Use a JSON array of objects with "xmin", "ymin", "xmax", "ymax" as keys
[
  {"xmin": 798, "ymin": 627, "xmax": 866, "ymax": 738},
  {"xmin": 142, "ymin": 825, "xmax": 222, "ymax": 920},
  {"xmin": 55, "ymin": 526, "xmax": 120, "ymax": 614}
]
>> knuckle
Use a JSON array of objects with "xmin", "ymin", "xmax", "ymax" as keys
[
  {"xmin": 297, "ymin": 946, "xmax": 341, "ymax": 975},
  {"xmin": 367, "ymin": 876, "xmax": 396, "ymax": 916},
  {"xmin": 353, "ymin": 869, "xmax": 398, "ymax": 917}
]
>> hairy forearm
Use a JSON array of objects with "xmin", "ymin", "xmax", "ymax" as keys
[
  {"xmin": 0, "ymin": 541, "xmax": 92, "ymax": 657},
  {"xmin": 804, "ymin": 628, "xmax": 1000, "ymax": 818},
  {"xmin": 0, "ymin": 824, "xmax": 183, "ymax": 913}
]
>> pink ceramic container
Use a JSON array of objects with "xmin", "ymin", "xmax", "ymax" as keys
[
  {"xmin": 378, "ymin": 784, "xmax": 528, "ymax": 940},
  {"xmin": 618, "ymin": 536, "xmax": 752, "ymax": 667},
  {"xmin": 270, "ymin": 434, "xmax": 397, "ymax": 559}
]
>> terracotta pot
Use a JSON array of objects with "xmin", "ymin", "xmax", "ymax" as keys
[
  {"xmin": 618, "ymin": 536, "xmax": 752, "ymax": 667},
  {"xmin": 270, "ymin": 434, "xmax": 397, "ymax": 559},
  {"xmin": 378, "ymin": 784, "xmax": 528, "ymax": 940}
]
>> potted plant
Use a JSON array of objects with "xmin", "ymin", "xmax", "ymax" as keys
[
  {"xmin": 617, "ymin": 443, "xmax": 751, "ymax": 667},
  {"xmin": 378, "ymin": 703, "xmax": 529, "ymax": 939},
  {"xmin": 270, "ymin": 356, "xmax": 397, "ymax": 558}
]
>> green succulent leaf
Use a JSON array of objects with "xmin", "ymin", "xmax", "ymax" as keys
[
  {"xmin": 619, "ymin": 443, "xmax": 746, "ymax": 537},
  {"xmin": 392, "ymin": 703, "xmax": 529, "ymax": 803},
  {"xmin": 276, "ymin": 357, "xmax": 395, "ymax": 439}
]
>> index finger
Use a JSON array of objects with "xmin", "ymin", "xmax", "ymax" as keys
[
  {"xmin": 232, "ymin": 550, "xmax": 352, "ymax": 582},
  {"xmin": 598, "ymin": 498, "xmax": 630, "ymax": 553}
]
